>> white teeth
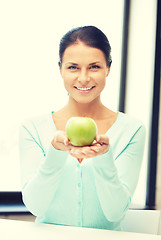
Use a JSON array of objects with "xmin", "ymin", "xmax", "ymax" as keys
[{"xmin": 76, "ymin": 87, "xmax": 93, "ymax": 91}]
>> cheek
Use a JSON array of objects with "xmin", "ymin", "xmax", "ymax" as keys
[
  {"xmin": 62, "ymin": 74, "xmax": 75, "ymax": 91},
  {"xmin": 95, "ymin": 73, "xmax": 107, "ymax": 92},
  {"xmin": 95, "ymin": 72, "xmax": 107, "ymax": 84},
  {"xmin": 62, "ymin": 71, "xmax": 77, "ymax": 82}
]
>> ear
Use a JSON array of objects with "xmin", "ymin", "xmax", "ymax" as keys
[
  {"xmin": 58, "ymin": 62, "xmax": 62, "ymax": 75},
  {"xmin": 106, "ymin": 67, "xmax": 110, "ymax": 77},
  {"xmin": 58, "ymin": 62, "xmax": 61, "ymax": 70}
]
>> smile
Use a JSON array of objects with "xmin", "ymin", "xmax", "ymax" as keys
[{"xmin": 74, "ymin": 86, "xmax": 94, "ymax": 91}]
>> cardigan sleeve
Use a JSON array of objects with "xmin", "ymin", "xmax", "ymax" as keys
[
  {"xmin": 92, "ymin": 124, "xmax": 146, "ymax": 222},
  {"xmin": 19, "ymin": 122, "xmax": 67, "ymax": 217}
]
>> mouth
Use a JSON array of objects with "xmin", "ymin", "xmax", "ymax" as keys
[{"xmin": 74, "ymin": 86, "xmax": 95, "ymax": 93}]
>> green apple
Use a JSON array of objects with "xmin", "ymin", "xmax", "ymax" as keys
[{"xmin": 66, "ymin": 117, "xmax": 97, "ymax": 147}]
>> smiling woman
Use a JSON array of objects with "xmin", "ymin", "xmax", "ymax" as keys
[{"xmin": 19, "ymin": 26, "xmax": 146, "ymax": 231}]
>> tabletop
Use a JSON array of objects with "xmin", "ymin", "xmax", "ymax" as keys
[{"xmin": 0, "ymin": 219, "xmax": 161, "ymax": 240}]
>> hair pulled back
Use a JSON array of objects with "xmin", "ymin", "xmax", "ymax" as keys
[{"xmin": 59, "ymin": 26, "xmax": 112, "ymax": 67}]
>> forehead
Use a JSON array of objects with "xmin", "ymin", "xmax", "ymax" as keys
[{"xmin": 62, "ymin": 42, "xmax": 106, "ymax": 63}]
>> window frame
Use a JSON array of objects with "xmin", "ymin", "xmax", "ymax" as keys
[
  {"xmin": 0, "ymin": 192, "xmax": 28, "ymax": 214},
  {"xmin": 145, "ymin": 0, "xmax": 161, "ymax": 209}
]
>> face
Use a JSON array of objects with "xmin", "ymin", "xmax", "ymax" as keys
[{"xmin": 60, "ymin": 42, "xmax": 110, "ymax": 104}]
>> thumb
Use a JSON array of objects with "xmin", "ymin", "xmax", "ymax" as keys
[{"xmin": 96, "ymin": 135, "xmax": 109, "ymax": 145}]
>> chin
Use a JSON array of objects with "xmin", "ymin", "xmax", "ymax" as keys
[
  {"xmin": 69, "ymin": 92, "xmax": 101, "ymax": 104},
  {"xmin": 75, "ymin": 97, "xmax": 97, "ymax": 105}
]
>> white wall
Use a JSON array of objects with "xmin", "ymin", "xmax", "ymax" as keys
[{"xmin": 0, "ymin": 0, "xmax": 124, "ymax": 190}]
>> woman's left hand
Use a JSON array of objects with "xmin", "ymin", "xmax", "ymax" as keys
[{"xmin": 67, "ymin": 135, "xmax": 109, "ymax": 161}]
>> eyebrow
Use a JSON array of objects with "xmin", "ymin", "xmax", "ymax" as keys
[
  {"xmin": 65, "ymin": 62, "xmax": 78, "ymax": 65},
  {"xmin": 89, "ymin": 62, "xmax": 101, "ymax": 65},
  {"xmin": 65, "ymin": 62, "xmax": 101, "ymax": 66}
]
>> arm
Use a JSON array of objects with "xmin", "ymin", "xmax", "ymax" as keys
[
  {"xmin": 92, "ymin": 125, "xmax": 146, "ymax": 222},
  {"xmin": 19, "ymin": 123, "xmax": 68, "ymax": 217}
]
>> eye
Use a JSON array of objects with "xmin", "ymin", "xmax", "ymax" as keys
[
  {"xmin": 68, "ymin": 66, "xmax": 78, "ymax": 70},
  {"xmin": 90, "ymin": 65, "xmax": 101, "ymax": 70}
]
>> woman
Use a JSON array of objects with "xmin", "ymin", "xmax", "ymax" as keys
[{"xmin": 19, "ymin": 26, "xmax": 146, "ymax": 231}]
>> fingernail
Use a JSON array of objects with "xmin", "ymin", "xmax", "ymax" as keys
[
  {"xmin": 64, "ymin": 139, "xmax": 68, "ymax": 145},
  {"xmin": 96, "ymin": 136, "xmax": 100, "ymax": 142}
]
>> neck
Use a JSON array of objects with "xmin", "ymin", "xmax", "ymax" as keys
[{"xmin": 66, "ymin": 96, "xmax": 105, "ymax": 119}]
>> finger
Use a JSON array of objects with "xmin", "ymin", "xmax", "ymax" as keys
[
  {"xmin": 69, "ymin": 146, "xmax": 91, "ymax": 159},
  {"xmin": 55, "ymin": 131, "xmax": 64, "ymax": 141},
  {"xmin": 91, "ymin": 139, "xmax": 97, "ymax": 145},
  {"xmin": 64, "ymin": 137, "xmax": 70, "ymax": 146},
  {"xmin": 55, "ymin": 131, "xmax": 68, "ymax": 145},
  {"xmin": 70, "ymin": 148, "xmax": 86, "ymax": 156},
  {"xmin": 90, "ymin": 145, "xmax": 101, "ymax": 153},
  {"xmin": 70, "ymin": 152, "xmax": 85, "ymax": 159},
  {"xmin": 96, "ymin": 135, "xmax": 109, "ymax": 145}
]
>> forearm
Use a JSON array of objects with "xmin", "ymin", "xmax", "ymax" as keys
[
  {"xmin": 92, "ymin": 124, "xmax": 145, "ymax": 222},
  {"xmin": 22, "ymin": 144, "xmax": 67, "ymax": 217},
  {"xmin": 92, "ymin": 147, "xmax": 131, "ymax": 222}
]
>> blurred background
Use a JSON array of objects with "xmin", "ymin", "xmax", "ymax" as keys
[{"xmin": 0, "ymin": 0, "xmax": 160, "ymax": 222}]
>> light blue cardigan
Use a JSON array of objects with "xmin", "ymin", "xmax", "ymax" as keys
[{"xmin": 19, "ymin": 112, "xmax": 146, "ymax": 230}]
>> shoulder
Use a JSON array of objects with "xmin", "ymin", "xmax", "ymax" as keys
[
  {"xmin": 117, "ymin": 112, "xmax": 145, "ymax": 131},
  {"xmin": 117, "ymin": 111, "xmax": 146, "ymax": 144},
  {"xmin": 110, "ymin": 111, "xmax": 146, "ymax": 144},
  {"xmin": 20, "ymin": 112, "xmax": 53, "ymax": 128},
  {"xmin": 19, "ymin": 112, "xmax": 54, "ymax": 138},
  {"xmin": 109, "ymin": 112, "xmax": 146, "ymax": 158}
]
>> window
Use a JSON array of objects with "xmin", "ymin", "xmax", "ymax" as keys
[
  {"xmin": 1, "ymin": 0, "xmax": 156, "ymax": 211},
  {"xmin": 0, "ymin": 0, "xmax": 124, "ymax": 193}
]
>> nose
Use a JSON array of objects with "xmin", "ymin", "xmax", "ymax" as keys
[{"xmin": 78, "ymin": 69, "xmax": 90, "ymax": 85}]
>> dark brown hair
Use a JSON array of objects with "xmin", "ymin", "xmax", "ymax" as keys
[{"xmin": 59, "ymin": 26, "xmax": 112, "ymax": 67}]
